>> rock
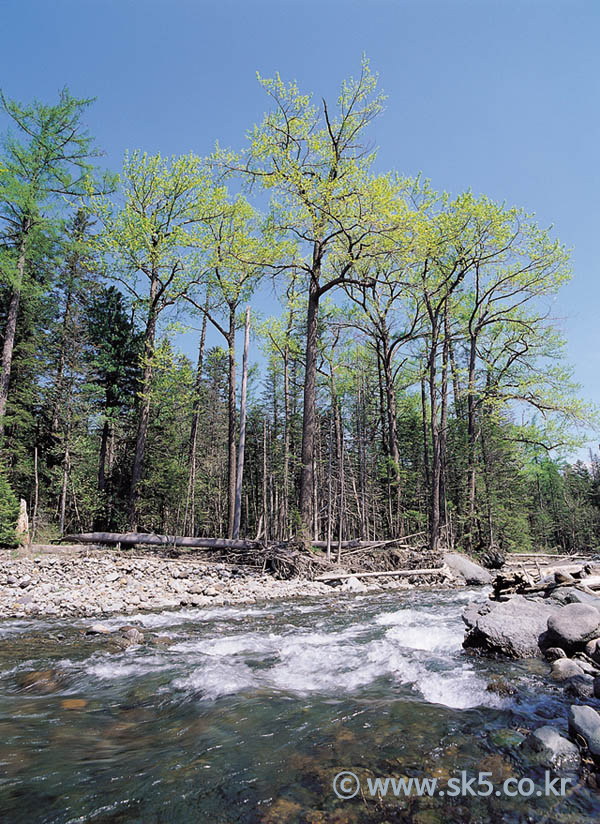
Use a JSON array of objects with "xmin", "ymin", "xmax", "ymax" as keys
[
  {"xmin": 486, "ymin": 677, "xmax": 517, "ymax": 697},
  {"xmin": 488, "ymin": 728, "xmax": 526, "ymax": 748},
  {"xmin": 463, "ymin": 595, "xmax": 560, "ymax": 658},
  {"xmin": 549, "ymin": 587, "xmax": 600, "ymax": 607},
  {"xmin": 61, "ymin": 698, "xmax": 87, "ymax": 710},
  {"xmin": 544, "ymin": 647, "xmax": 567, "ymax": 661},
  {"xmin": 203, "ymin": 586, "xmax": 219, "ymax": 597},
  {"xmin": 18, "ymin": 576, "xmax": 32, "ymax": 588},
  {"xmin": 585, "ymin": 637, "xmax": 600, "ymax": 665},
  {"xmin": 86, "ymin": 623, "xmax": 111, "ymax": 635},
  {"xmin": 550, "ymin": 658, "xmax": 584, "ymax": 681},
  {"xmin": 565, "ymin": 674, "xmax": 595, "ymax": 699},
  {"xmin": 568, "ymin": 705, "xmax": 600, "ymax": 758},
  {"xmin": 555, "ymin": 571, "xmax": 576, "ymax": 584},
  {"xmin": 444, "ymin": 553, "xmax": 493, "ymax": 585},
  {"xmin": 594, "ymin": 676, "xmax": 600, "ymax": 699},
  {"xmin": 120, "ymin": 627, "xmax": 144, "ymax": 644},
  {"xmin": 571, "ymin": 654, "xmax": 599, "ymax": 675},
  {"xmin": 462, "ymin": 601, "xmax": 492, "ymax": 629},
  {"xmin": 342, "ymin": 575, "xmax": 368, "ymax": 593},
  {"xmin": 547, "ymin": 603, "xmax": 600, "ymax": 649},
  {"xmin": 17, "ymin": 669, "xmax": 62, "ymax": 694},
  {"xmin": 520, "ymin": 726, "xmax": 580, "ymax": 770}
]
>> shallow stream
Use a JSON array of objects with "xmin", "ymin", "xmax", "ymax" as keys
[{"xmin": 1, "ymin": 587, "xmax": 599, "ymax": 822}]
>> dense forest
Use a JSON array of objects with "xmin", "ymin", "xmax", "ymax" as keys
[{"xmin": 1, "ymin": 62, "xmax": 599, "ymax": 557}]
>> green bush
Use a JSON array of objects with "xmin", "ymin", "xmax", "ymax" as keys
[{"xmin": 0, "ymin": 469, "xmax": 19, "ymax": 546}]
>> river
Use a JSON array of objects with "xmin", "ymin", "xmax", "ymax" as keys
[{"xmin": 1, "ymin": 587, "xmax": 599, "ymax": 822}]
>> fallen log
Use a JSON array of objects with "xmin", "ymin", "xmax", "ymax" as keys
[
  {"xmin": 315, "ymin": 567, "xmax": 445, "ymax": 582},
  {"xmin": 62, "ymin": 532, "xmax": 259, "ymax": 550}
]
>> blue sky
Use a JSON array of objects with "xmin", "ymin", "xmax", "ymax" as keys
[{"xmin": 1, "ymin": 0, "xmax": 598, "ymax": 453}]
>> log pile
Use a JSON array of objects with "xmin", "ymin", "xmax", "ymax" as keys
[
  {"xmin": 60, "ymin": 531, "xmax": 442, "ymax": 581},
  {"xmin": 492, "ymin": 561, "xmax": 600, "ymax": 602}
]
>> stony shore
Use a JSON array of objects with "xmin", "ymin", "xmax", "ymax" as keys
[
  {"xmin": 463, "ymin": 559, "xmax": 600, "ymax": 780},
  {"xmin": 0, "ymin": 548, "xmax": 452, "ymax": 619}
]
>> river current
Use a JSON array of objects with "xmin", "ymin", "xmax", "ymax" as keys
[{"xmin": 1, "ymin": 587, "xmax": 599, "ymax": 823}]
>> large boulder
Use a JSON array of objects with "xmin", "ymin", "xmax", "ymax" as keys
[
  {"xmin": 547, "ymin": 603, "xmax": 600, "ymax": 649},
  {"xmin": 444, "ymin": 553, "xmax": 493, "ymax": 586},
  {"xmin": 463, "ymin": 595, "xmax": 560, "ymax": 658},
  {"xmin": 520, "ymin": 726, "xmax": 581, "ymax": 771},
  {"xmin": 568, "ymin": 705, "xmax": 600, "ymax": 758}
]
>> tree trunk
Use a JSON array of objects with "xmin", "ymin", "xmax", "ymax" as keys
[
  {"xmin": 299, "ymin": 276, "xmax": 320, "ymax": 545},
  {"xmin": 232, "ymin": 307, "xmax": 250, "ymax": 539},
  {"xmin": 0, "ymin": 221, "xmax": 29, "ymax": 439},
  {"xmin": 184, "ymin": 299, "xmax": 208, "ymax": 535},
  {"xmin": 466, "ymin": 334, "xmax": 478, "ymax": 550},
  {"xmin": 428, "ymin": 332, "xmax": 441, "ymax": 553},
  {"xmin": 227, "ymin": 305, "xmax": 237, "ymax": 538},
  {"xmin": 128, "ymin": 273, "xmax": 158, "ymax": 529},
  {"xmin": 439, "ymin": 311, "xmax": 450, "ymax": 538}
]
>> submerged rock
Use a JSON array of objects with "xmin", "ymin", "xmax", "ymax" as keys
[
  {"xmin": 463, "ymin": 595, "xmax": 559, "ymax": 658},
  {"xmin": 520, "ymin": 726, "xmax": 581, "ymax": 771},
  {"xmin": 86, "ymin": 623, "xmax": 111, "ymax": 635},
  {"xmin": 444, "ymin": 553, "xmax": 493, "ymax": 586},
  {"xmin": 568, "ymin": 705, "xmax": 600, "ymax": 758},
  {"xmin": 486, "ymin": 676, "xmax": 517, "ymax": 697},
  {"xmin": 17, "ymin": 669, "xmax": 63, "ymax": 694},
  {"xmin": 564, "ymin": 673, "xmax": 595, "ymax": 699}
]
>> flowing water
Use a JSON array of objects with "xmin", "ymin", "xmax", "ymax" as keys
[{"xmin": 1, "ymin": 587, "xmax": 599, "ymax": 823}]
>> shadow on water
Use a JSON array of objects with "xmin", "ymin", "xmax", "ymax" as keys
[{"xmin": 1, "ymin": 588, "xmax": 599, "ymax": 823}]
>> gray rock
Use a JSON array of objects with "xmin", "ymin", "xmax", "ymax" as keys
[
  {"xmin": 521, "ymin": 726, "xmax": 581, "ymax": 770},
  {"xmin": 550, "ymin": 658, "xmax": 584, "ymax": 681},
  {"xmin": 549, "ymin": 587, "xmax": 600, "ymax": 607},
  {"xmin": 594, "ymin": 676, "xmax": 600, "ymax": 699},
  {"xmin": 568, "ymin": 704, "xmax": 600, "ymax": 757},
  {"xmin": 521, "ymin": 726, "xmax": 580, "ymax": 770},
  {"xmin": 544, "ymin": 647, "xmax": 567, "ymax": 662},
  {"xmin": 86, "ymin": 623, "xmax": 111, "ymax": 635},
  {"xmin": 585, "ymin": 637, "xmax": 600, "ymax": 664},
  {"xmin": 572, "ymin": 654, "xmax": 599, "ymax": 675},
  {"xmin": 462, "ymin": 601, "xmax": 492, "ymax": 629},
  {"xmin": 342, "ymin": 575, "xmax": 368, "ymax": 593},
  {"xmin": 444, "ymin": 553, "xmax": 493, "ymax": 585},
  {"xmin": 121, "ymin": 627, "xmax": 144, "ymax": 644},
  {"xmin": 547, "ymin": 603, "xmax": 600, "ymax": 648},
  {"xmin": 565, "ymin": 674, "xmax": 595, "ymax": 699},
  {"xmin": 463, "ymin": 595, "xmax": 560, "ymax": 658}
]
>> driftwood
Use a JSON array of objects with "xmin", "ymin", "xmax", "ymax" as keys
[
  {"xmin": 62, "ymin": 532, "xmax": 259, "ymax": 550},
  {"xmin": 316, "ymin": 567, "xmax": 446, "ymax": 582},
  {"xmin": 492, "ymin": 560, "xmax": 600, "ymax": 601}
]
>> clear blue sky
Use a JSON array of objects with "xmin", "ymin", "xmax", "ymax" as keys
[{"xmin": 1, "ymin": 0, "xmax": 598, "ymax": 453}]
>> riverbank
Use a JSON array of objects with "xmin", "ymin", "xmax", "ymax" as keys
[{"xmin": 0, "ymin": 547, "xmax": 453, "ymax": 619}]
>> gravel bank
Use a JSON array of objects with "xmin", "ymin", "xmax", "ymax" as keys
[{"xmin": 0, "ymin": 548, "xmax": 449, "ymax": 619}]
